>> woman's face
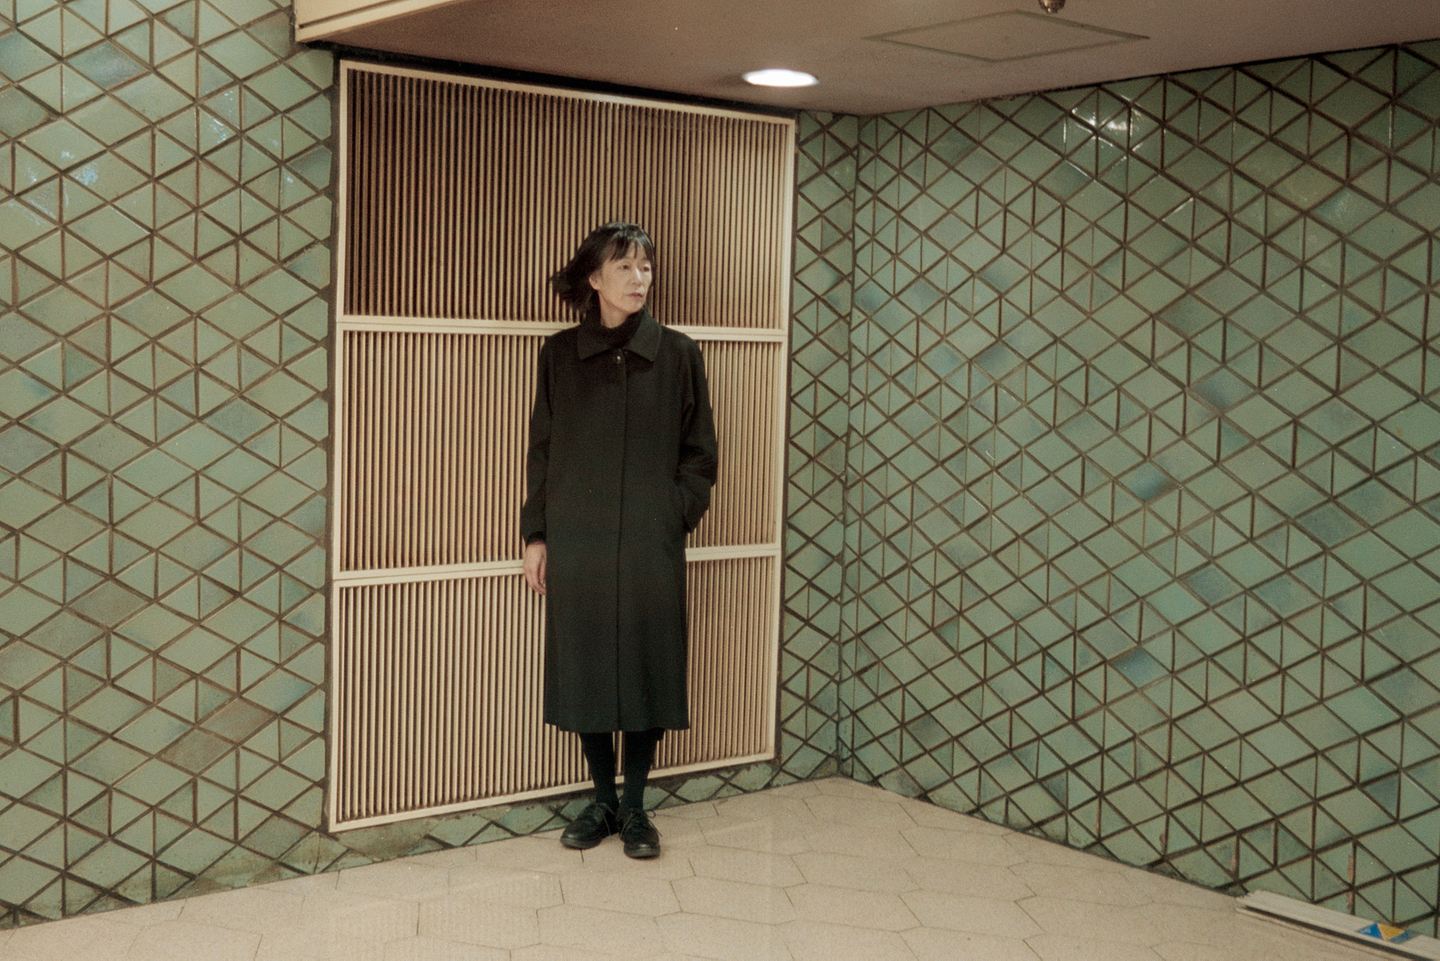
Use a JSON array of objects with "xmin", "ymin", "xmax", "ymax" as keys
[{"xmin": 588, "ymin": 244, "xmax": 653, "ymax": 326}]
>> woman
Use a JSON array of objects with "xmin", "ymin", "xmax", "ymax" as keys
[{"xmin": 520, "ymin": 222, "xmax": 718, "ymax": 858}]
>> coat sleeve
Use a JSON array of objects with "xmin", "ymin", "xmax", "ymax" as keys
[
  {"xmin": 519, "ymin": 339, "xmax": 552, "ymax": 544},
  {"xmin": 676, "ymin": 340, "xmax": 719, "ymax": 534}
]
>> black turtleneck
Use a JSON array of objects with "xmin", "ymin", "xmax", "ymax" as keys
[{"xmin": 591, "ymin": 309, "xmax": 642, "ymax": 348}]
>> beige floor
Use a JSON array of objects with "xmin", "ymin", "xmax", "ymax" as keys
[{"xmin": 0, "ymin": 778, "xmax": 1397, "ymax": 960}]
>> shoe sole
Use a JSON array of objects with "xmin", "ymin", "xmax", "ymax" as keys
[
  {"xmin": 623, "ymin": 843, "xmax": 660, "ymax": 859},
  {"xmin": 560, "ymin": 834, "xmax": 610, "ymax": 850}
]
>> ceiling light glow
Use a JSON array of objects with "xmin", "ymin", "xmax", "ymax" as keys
[{"xmin": 743, "ymin": 68, "xmax": 818, "ymax": 88}]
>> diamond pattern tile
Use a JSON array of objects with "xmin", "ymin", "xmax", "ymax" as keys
[
  {"xmin": 782, "ymin": 111, "xmax": 859, "ymax": 782},
  {"xmin": 0, "ymin": 0, "xmax": 338, "ymax": 927},
  {"xmin": 836, "ymin": 41, "xmax": 1440, "ymax": 937}
]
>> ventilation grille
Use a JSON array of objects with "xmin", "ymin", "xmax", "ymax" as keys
[
  {"xmin": 334, "ymin": 575, "xmax": 576, "ymax": 822},
  {"xmin": 690, "ymin": 340, "xmax": 783, "ymax": 548},
  {"xmin": 345, "ymin": 68, "xmax": 792, "ymax": 327},
  {"xmin": 657, "ymin": 556, "xmax": 777, "ymax": 768},
  {"xmin": 334, "ymin": 558, "xmax": 776, "ymax": 826},
  {"xmin": 339, "ymin": 333, "xmax": 782, "ymax": 570},
  {"xmin": 340, "ymin": 330, "xmax": 537, "ymax": 571},
  {"xmin": 331, "ymin": 62, "xmax": 793, "ymax": 830}
]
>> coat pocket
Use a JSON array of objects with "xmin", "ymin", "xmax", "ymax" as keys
[{"xmin": 669, "ymin": 482, "xmax": 689, "ymax": 532}]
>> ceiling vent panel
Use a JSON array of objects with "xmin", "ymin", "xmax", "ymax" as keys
[{"xmin": 874, "ymin": 11, "xmax": 1146, "ymax": 64}]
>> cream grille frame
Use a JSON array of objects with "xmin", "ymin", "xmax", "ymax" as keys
[{"xmin": 329, "ymin": 61, "xmax": 794, "ymax": 831}]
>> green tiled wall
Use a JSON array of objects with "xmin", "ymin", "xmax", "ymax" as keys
[
  {"xmin": 1, "ymin": 0, "xmax": 336, "ymax": 925},
  {"xmin": 831, "ymin": 43, "xmax": 1440, "ymax": 931},
  {"xmin": 782, "ymin": 111, "xmax": 860, "ymax": 778}
]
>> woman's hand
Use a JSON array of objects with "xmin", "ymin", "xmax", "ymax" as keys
[{"xmin": 523, "ymin": 540, "xmax": 547, "ymax": 595}]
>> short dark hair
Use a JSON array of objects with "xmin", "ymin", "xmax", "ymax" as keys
[{"xmin": 549, "ymin": 222, "xmax": 656, "ymax": 313}]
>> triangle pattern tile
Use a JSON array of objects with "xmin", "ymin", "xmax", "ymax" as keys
[
  {"xmin": 836, "ymin": 40, "xmax": 1440, "ymax": 938},
  {"xmin": 780, "ymin": 113, "xmax": 860, "ymax": 776},
  {"xmin": 1, "ymin": 0, "xmax": 335, "ymax": 927}
]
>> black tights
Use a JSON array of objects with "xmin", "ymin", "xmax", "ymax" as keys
[{"xmin": 578, "ymin": 728, "xmax": 664, "ymax": 811}]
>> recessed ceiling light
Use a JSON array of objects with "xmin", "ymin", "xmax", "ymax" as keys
[{"xmin": 742, "ymin": 68, "xmax": 818, "ymax": 88}]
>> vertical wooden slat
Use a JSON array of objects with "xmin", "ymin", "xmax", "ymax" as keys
[
  {"xmin": 342, "ymin": 336, "xmax": 780, "ymax": 567},
  {"xmin": 344, "ymin": 70, "xmax": 793, "ymax": 325},
  {"xmin": 334, "ymin": 556, "xmax": 773, "ymax": 824},
  {"xmin": 332, "ymin": 63, "xmax": 791, "ymax": 829}
]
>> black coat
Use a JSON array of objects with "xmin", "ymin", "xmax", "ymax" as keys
[{"xmin": 520, "ymin": 308, "xmax": 718, "ymax": 733}]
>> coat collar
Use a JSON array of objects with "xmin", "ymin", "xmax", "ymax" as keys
[{"xmin": 576, "ymin": 306, "xmax": 661, "ymax": 361}]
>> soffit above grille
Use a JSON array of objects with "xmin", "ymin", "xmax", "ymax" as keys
[{"xmin": 295, "ymin": 0, "xmax": 1440, "ymax": 114}]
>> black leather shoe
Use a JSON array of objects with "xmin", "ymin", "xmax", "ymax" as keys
[
  {"xmin": 561, "ymin": 801, "xmax": 616, "ymax": 850},
  {"xmin": 618, "ymin": 806, "xmax": 660, "ymax": 859}
]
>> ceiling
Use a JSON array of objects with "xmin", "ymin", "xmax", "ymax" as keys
[{"xmin": 295, "ymin": 0, "xmax": 1440, "ymax": 115}]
